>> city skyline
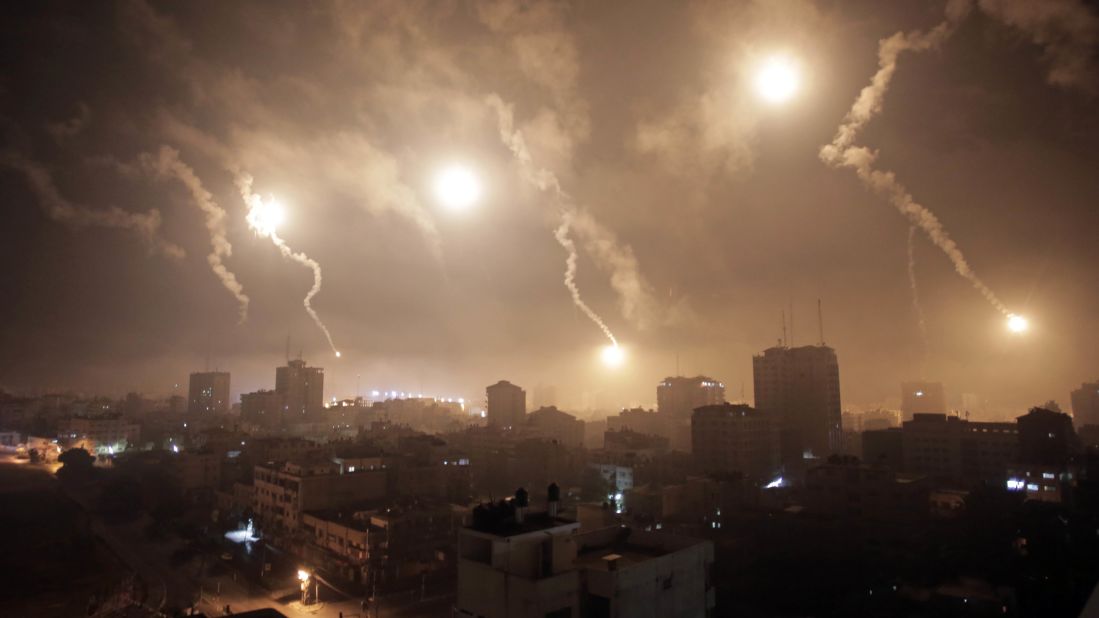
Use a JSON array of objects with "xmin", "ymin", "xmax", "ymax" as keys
[{"xmin": 2, "ymin": 2, "xmax": 1097, "ymax": 415}]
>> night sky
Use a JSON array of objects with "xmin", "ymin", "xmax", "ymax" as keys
[{"xmin": 1, "ymin": 0, "xmax": 1096, "ymax": 415}]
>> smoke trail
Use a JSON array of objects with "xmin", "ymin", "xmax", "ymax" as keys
[
  {"xmin": 237, "ymin": 173, "xmax": 341, "ymax": 358},
  {"xmin": 142, "ymin": 146, "xmax": 249, "ymax": 323},
  {"xmin": 2, "ymin": 152, "xmax": 185, "ymax": 259},
  {"xmin": 485, "ymin": 94, "xmax": 619, "ymax": 347},
  {"xmin": 820, "ymin": 0, "xmax": 1011, "ymax": 316},
  {"xmin": 907, "ymin": 226, "xmax": 929, "ymax": 370},
  {"xmin": 555, "ymin": 213, "xmax": 618, "ymax": 347}
]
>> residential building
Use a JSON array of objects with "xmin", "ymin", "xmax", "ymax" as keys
[
  {"xmin": 486, "ymin": 380, "xmax": 526, "ymax": 429},
  {"xmin": 455, "ymin": 487, "xmax": 714, "ymax": 618},
  {"xmin": 606, "ymin": 407, "xmax": 667, "ymax": 439},
  {"xmin": 241, "ymin": 389, "xmax": 282, "ymax": 428},
  {"xmin": 691, "ymin": 403, "xmax": 779, "ymax": 480},
  {"xmin": 524, "ymin": 406, "xmax": 585, "ymax": 447},
  {"xmin": 1071, "ymin": 381, "xmax": 1099, "ymax": 427},
  {"xmin": 658, "ymin": 376, "xmax": 725, "ymax": 453},
  {"xmin": 1017, "ymin": 407, "xmax": 1077, "ymax": 466},
  {"xmin": 58, "ymin": 414, "xmax": 140, "ymax": 454},
  {"xmin": 276, "ymin": 359, "xmax": 325, "ymax": 420},
  {"xmin": 900, "ymin": 413, "xmax": 1017, "ymax": 481},
  {"xmin": 753, "ymin": 345, "xmax": 842, "ymax": 461},
  {"xmin": 187, "ymin": 371, "xmax": 230, "ymax": 416},
  {"xmin": 253, "ymin": 458, "xmax": 386, "ymax": 533}
]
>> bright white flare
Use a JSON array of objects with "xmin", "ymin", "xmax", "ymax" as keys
[
  {"xmin": 755, "ymin": 56, "xmax": 799, "ymax": 104},
  {"xmin": 247, "ymin": 196, "xmax": 285, "ymax": 237},
  {"xmin": 601, "ymin": 344, "xmax": 625, "ymax": 368},
  {"xmin": 1007, "ymin": 314, "xmax": 1029, "ymax": 333},
  {"xmin": 434, "ymin": 165, "xmax": 481, "ymax": 211},
  {"xmin": 335, "ymin": 351, "xmax": 342, "ymax": 358}
]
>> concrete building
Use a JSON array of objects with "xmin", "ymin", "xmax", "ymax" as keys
[
  {"xmin": 187, "ymin": 371, "xmax": 230, "ymax": 416},
  {"xmin": 657, "ymin": 377, "xmax": 725, "ymax": 420},
  {"xmin": 805, "ymin": 459, "xmax": 929, "ymax": 523},
  {"xmin": 862, "ymin": 428, "xmax": 903, "ymax": 469},
  {"xmin": 524, "ymin": 406, "xmax": 585, "ymax": 448},
  {"xmin": 1017, "ymin": 407, "xmax": 1077, "ymax": 466},
  {"xmin": 658, "ymin": 376, "xmax": 725, "ymax": 453},
  {"xmin": 607, "ymin": 408, "xmax": 667, "ymax": 439},
  {"xmin": 59, "ymin": 414, "xmax": 140, "ymax": 454},
  {"xmin": 753, "ymin": 345, "xmax": 842, "ymax": 461},
  {"xmin": 1071, "ymin": 381, "xmax": 1099, "ymax": 427},
  {"xmin": 486, "ymin": 380, "xmax": 526, "ymax": 429},
  {"xmin": 900, "ymin": 414, "xmax": 1017, "ymax": 481},
  {"xmin": 455, "ymin": 489, "xmax": 714, "ymax": 618},
  {"xmin": 301, "ymin": 499, "xmax": 465, "ymax": 584},
  {"xmin": 253, "ymin": 458, "xmax": 387, "ymax": 533},
  {"xmin": 603, "ymin": 429, "xmax": 669, "ymax": 456},
  {"xmin": 276, "ymin": 359, "xmax": 324, "ymax": 421},
  {"xmin": 900, "ymin": 381, "xmax": 946, "ymax": 419},
  {"xmin": 240, "ymin": 389, "xmax": 282, "ymax": 428},
  {"xmin": 691, "ymin": 403, "xmax": 778, "ymax": 480}
]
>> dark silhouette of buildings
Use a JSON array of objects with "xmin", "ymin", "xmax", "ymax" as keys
[
  {"xmin": 276, "ymin": 359, "xmax": 324, "ymax": 420},
  {"xmin": 691, "ymin": 403, "xmax": 778, "ymax": 479},
  {"xmin": 1071, "ymin": 381, "xmax": 1099, "ymax": 427},
  {"xmin": 187, "ymin": 371, "xmax": 230, "ymax": 415},
  {"xmin": 753, "ymin": 345, "xmax": 842, "ymax": 461},
  {"xmin": 486, "ymin": 380, "xmax": 525, "ymax": 429}
]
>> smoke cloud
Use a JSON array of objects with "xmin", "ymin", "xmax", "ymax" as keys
[
  {"xmin": 978, "ymin": 0, "xmax": 1099, "ymax": 91},
  {"xmin": 141, "ymin": 146, "xmax": 250, "ymax": 323},
  {"xmin": 820, "ymin": 0, "xmax": 1011, "ymax": 316},
  {"xmin": 2, "ymin": 152, "xmax": 185, "ymax": 259},
  {"xmin": 488, "ymin": 94, "xmax": 657, "ymax": 334},
  {"xmin": 237, "ymin": 173, "xmax": 340, "ymax": 357}
]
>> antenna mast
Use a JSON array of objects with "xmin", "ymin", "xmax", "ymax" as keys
[
  {"xmin": 781, "ymin": 310, "xmax": 787, "ymax": 347},
  {"xmin": 817, "ymin": 298, "xmax": 825, "ymax": 345}
]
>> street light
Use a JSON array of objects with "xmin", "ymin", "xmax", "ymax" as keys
[{"xmin": 298, "ymin": 568, "xmax": 312, "ymax": 604}]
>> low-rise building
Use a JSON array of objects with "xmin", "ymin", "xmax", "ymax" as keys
[
  {"xmin": 59, "ymin": 414, "xmax": 140, "ymax": 454},
  {"xmin": 253, "ymin": 458, "xmax": 387, "ymax": 533},
  {"xmin": 456, "ymin": 487, "xmax": 714, "ymax": 618}
]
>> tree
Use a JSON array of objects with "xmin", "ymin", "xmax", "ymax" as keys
[{"xmin": 57, "ymin": 448, "xmax": 95, "ymax": 484}]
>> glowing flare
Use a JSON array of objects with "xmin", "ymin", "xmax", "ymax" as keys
[
  {"xmin": 434, "ymin": 165, "xmax": 481, "ymax": 211},
  {"xmin": 755, "ymin": 56, "xmax": 799, "ymax": 103},
  {"xmin": 601, "ymin": 344, "xmax": 625, "ymax": 368},
  {"xmin": 1007, "ymin": 314, "xmax": 1029, "ymax": 333},
  {"xmin": 335, "ymin": 351, "xmax": 342, "ymax": 358}
]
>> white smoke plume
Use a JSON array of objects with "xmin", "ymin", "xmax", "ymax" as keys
[
  {"xmin": 487, "ymin": 94, "xmax": 657, "ymax": 334},
  {"xmin": 141, "ymin": 146, "xmax": 250, "ymax": 323},
  {"xmin": 486, "ymin": 94, "xmax": 620, "ymax": 346},
  {"xmin": 237, "ymin": 173, "xmax": 340, "ymax": 358},
  {"xmin": 556, "ymin": 213, "xmax": 618, "ymax": 347},
  {"xmin": 907, "ymin": 226, "xmax": 929, "ymax": 370},
  {"xmin": 2, "ymin": 152, "xmax": 185, "ymax": 259},
  {"xmin": 820, "ymin": 0, "xmax": 1011, "ymax": 316}
]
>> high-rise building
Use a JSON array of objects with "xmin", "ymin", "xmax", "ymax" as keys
[
  {"xmin": 691, "ymin": 403, "xmax": 779, "ymax": 479},
  {"xmin": 1071, "ymin": 381, "xmax": 1099, "ymax": 427},
  {"xmin": 241, "ymin": 389, "xmax": 282, "ymax": 428},
  {"xmin": 657, "ymin": 376, "xmax": 725, "ymax": 453},
  {"xmin": 753, "ymin": 345, "xmax": 842, "ymax": 461},
  {"xmin": 900, "ymin": 381, "xmax": 946, "ymax": 419},
  {"xmin": 486, "ymin": 380, "xmax": 526, "ymax": 429},
  {"xmin": 275, "ymin": 359, "xmax": 324, "ymax": 420},
  {"xmin": 656, "ymin": 376, "xmax": 725, "ymax": 419},
  {"xmin": 187, "ymin": 371, "xmax": 230, "ymax": 415}
]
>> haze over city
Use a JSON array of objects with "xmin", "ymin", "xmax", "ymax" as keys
[{"xmin": 2, "ymin": 0, "xmax": 1097, "ymax": 415}]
